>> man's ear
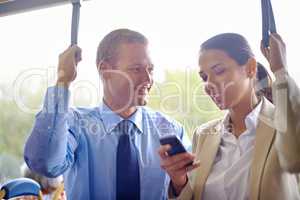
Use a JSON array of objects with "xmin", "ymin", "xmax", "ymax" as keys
[{"xmin": 245, "ymin": 57, "xmax": 257, "ymax": 79}]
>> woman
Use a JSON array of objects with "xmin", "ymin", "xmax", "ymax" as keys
[{"xmin": 159, "ymin": 33, "xmax": 300, "ymax": 200}]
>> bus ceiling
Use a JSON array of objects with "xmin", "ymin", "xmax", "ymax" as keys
[{"xmin": 0, "ymin": 0, "xmax": 86, "ymax": 17}]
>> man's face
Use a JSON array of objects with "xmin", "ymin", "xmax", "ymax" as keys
[{"xmin": 103, "ymin": 42, "xmax": 154, "ymax": 110}]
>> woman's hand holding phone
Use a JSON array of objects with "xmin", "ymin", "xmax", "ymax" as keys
[{"xmin": 158, "ymin": 136, "xmax": 200, "ymax": 195}]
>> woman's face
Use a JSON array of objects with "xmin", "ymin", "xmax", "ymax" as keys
[{"xmin": 198, "ymin": 49, "xmax": 254, "ymax": 110}]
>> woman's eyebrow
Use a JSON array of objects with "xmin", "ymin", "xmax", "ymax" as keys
[
  {"xmin": 210, "ymin": 63, "xmax": 221, "ymax": 70},
  {"xmin": 128, "ymin": 62, "xmax": 154, "ymax": 68}
]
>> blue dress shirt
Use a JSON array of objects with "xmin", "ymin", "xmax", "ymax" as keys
[{"xmin": 24, "ymin": 86, "xmax": 190, "ymax": 200}]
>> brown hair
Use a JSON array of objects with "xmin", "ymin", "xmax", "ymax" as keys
[{"xmin": 96, "ymin": 28, "xmax": 148, "ymax": 66}]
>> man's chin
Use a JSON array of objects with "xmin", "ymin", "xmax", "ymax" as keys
[{"xmin": 136, "ymin": 98, "xmax": 148, "ymax": 106}]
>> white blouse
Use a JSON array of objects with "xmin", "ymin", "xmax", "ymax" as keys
[{"xmin": 202, "ymin": 101, "xmax": 262, "ymax": 200}]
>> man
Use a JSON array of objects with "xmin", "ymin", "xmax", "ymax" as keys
[{"xmin": 24, "ymin": 29, "xmax": 189, "ymax": 200}]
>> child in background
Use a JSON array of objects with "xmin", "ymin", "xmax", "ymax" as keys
[{"xmin": 15, "ymin": 163, "xmax": 66, "ymax": 200}]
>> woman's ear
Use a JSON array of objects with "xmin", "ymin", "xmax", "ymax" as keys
[{"xmin": 245, "ymin": 58, "xmax": 257, "ymax": 79}]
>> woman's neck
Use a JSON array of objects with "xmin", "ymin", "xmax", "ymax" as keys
[{"xmin": 229, "ymin": 92, "xmax": 259, "ymax": 138}]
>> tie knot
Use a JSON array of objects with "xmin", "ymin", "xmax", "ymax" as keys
[{"xmin": 118, "ymin": 120, "xmax": 133, "ymax": 135}]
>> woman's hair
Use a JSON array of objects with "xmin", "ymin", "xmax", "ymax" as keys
[
  {"xmin": 256, "ymin": 62, "xmax": 273, "ymax": 102},
  {"xmin": 199, "ymin": 33, "xmax": 273, "ymax": 102},
  {"xmin": 200, "ymin": 33, "xmax": 254, "ymax": 66}
]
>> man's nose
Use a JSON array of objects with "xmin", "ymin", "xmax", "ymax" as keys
[{"xmin": 142, "ymin": 68, "xmax": 153, "ymax": 84}]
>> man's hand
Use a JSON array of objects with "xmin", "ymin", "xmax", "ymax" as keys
[
  {"xmin": 260, "ymin": 33, "xmax": 287, "ymax": 73},
  {"xmin": 56, "ymin": 45, "xmax": 82, "ymax": 87},
  {"xmin": 158, "ymin": 145, "xmax": 200, "ymax": 195}
]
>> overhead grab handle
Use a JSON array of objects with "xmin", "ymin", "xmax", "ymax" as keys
[
  {"xmin": 261, "ymin": 0, "xmax": 277, "ymax": 47},
  {"xmin": 71, "ymin": 0, "xmax": 81, "ymax": 45}
]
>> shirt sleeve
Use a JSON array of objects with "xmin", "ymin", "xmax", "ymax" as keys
[
  {"xmin": 273, "ymin": 69, "xmax": 300, "ymax": 173},
  {"xmin": 24, "ymin": 86, "xmax": 79, "ymax": 177}
]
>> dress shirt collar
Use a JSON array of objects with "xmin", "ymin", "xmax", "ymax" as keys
[
  {"xmin": 98, "ymin": 101, "xmax": 144, "ymax": 134},
  {"xmin": 222, "ymin": 99, "xmax": 263, "ymax": 136}
]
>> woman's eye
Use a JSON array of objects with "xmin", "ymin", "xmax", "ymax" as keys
[
  {"xmin": 199, "ymin": 72, "xmax": 208, "ymax": 82},
  {"xmin": 213, "ymin": 66, "xmax": 226, "ymax": 75}
]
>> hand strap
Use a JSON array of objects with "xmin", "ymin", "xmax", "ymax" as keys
[
  {"xmin": 261, "ymin": 0, "xmax": 277, "ymax": 47},
  {"xmin": 71, "ymin": 0, "xmax": 81, "ymax": 45}
]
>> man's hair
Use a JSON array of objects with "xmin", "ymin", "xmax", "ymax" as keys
[{"xmin": 96, "ymin": 28, "xmax": 148, "ymax": 66}]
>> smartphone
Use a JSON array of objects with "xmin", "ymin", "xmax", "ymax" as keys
[
  {"xmin": 159, "ymin": 135, "xmax": 188, "ymax": 156},
  {"xmin": 160, "ymin": 135, "xmax": 193, "ymax": 166}
]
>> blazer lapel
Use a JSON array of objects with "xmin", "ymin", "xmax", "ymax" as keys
[
  {"xmin": 249, "ymin": 98, "xmax": 275, "ymax": 200},
  {"xmin": 193, "ymin": 124, "xmax": 222, "ymax": 200},
  {"xmin": 190, "ymin": 98, "xmax": 275, "ymax": 200}
]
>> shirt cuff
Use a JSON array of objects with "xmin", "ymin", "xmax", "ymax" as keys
[
  {"xmin": 274, "ymin": 68, "xmax": 289, "ymax": 85},
  {"xmin": 42, "ymin": 86, "xmax": 70, "ymax": 114},
  {"xmin": 168, "ymin": 178, "xmax": 193, "ymax": 200}
]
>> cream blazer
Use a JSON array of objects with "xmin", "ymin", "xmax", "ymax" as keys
[{"xmin": 169, "ymin": 72, "xmax": 300, "ymax": 200}]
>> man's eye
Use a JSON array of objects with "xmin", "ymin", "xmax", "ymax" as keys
[
  {"xmin": 148, "ymin": 67, "xmax": 154, "ymax": 74},
  {"xmin": 129, "ymin": 68, "xmax": 140, "ymax": 72}
]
